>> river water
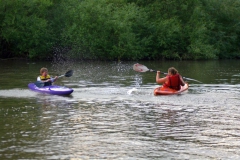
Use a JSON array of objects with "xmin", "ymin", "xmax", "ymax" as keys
[{"xmin": 0, "ymin": 59, "xmax": 240, "ymax": 159}]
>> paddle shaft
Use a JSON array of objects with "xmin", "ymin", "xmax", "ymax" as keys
[
  {"xmin": 58, "ymin": 75, "xmax": 65, "ymax": 78},
  {"xmin": 133, "ymin": 63, "xmax": 202, "ymax": 83},
  {"xmin": 151, "ymin": 69, "xmax": 202, "ymax": 83},
  {"xmin": 148, "ymin": 69, "xmax": 167, "ymax": 75},
  {"xmin": 56, "ymin": 70, "xmax": 73, "ymax": 78}
]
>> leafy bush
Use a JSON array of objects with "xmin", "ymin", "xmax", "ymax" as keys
[{"xmin": 0, "ymin": 0, "xmax": 240, "ymax": 60}]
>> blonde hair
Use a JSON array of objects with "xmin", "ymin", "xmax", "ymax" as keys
[
  {"xmin": 40, "ymin": 67, "xmax": 48, "ymax": 74},
  {"xmin": 168, "ymin": 67, "xmax": 178, "ymax": 75}
]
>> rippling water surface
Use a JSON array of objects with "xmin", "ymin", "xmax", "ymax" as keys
[{"xmin": 0, "ymin": 60, "xmax": 240, "ymax": 159}]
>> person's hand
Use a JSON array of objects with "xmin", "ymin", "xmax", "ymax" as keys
[
  {"xmin": 157, "ymin": 71, "xmax": 160, "ymax": 74},
  {"xmin": 51, "ymin": 76, "xmax": 58, "ymax": 82}
]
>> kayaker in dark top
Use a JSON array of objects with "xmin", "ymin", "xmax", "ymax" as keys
[
  {"xmin": 156, "ymin": 67, "xmax": 185, "ymax": 90},
  {"xmin": 37, "ymin": 67, "xmax": 58, "ymax": 86}
]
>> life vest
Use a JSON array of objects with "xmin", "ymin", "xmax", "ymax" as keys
[
  {"xmin": 163, "ymin": 74, "xmax": 181, "ymax": 90},
  {"xmin": 39, "ymin": 75, "xmax": 52, "ymax": 86}
]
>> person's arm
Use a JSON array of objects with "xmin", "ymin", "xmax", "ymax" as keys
[
  {"xmin": 51, "ymin": 76, "xmax": 58, "ymax": 82},
  {"xmin": 179, "ymin": 75, "xmax": 185, "ymax": 86},
  {"xmin": 156, "ymin": 71, "xmax": 167, "ymax": 84}
]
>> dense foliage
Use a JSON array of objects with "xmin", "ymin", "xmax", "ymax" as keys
[{"xmin": 0, "ymin": 0, "xmax": 240, "ymax": 60}]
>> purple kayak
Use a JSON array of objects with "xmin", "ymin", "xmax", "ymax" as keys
[{"xmin": 28, "ymin": 83, "xmax": 73, "ymax": 95}]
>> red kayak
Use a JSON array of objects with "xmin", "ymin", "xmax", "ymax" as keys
[{"xmin": 154, "ymin": 83, "xmax": 189, "ymax": 95}]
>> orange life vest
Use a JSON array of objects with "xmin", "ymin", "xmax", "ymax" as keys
[{"xmin": 163, "ymin": 74, "xmax": 181, "ymax": 90}]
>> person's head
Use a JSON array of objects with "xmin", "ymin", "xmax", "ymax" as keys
[
  {"xmin": 40, "ymin": 67, "xmax": 48, "ymax": 76},
  {"xmin": 168, "ymin": 67, "xmax": 178, "ymax": 75}
]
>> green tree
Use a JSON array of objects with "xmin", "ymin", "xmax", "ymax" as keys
[
  {"xmin": 0, "ymin": 0, "xmax": 240, "ymax": 60},
  {"xmin": 202, "ymin": 0, "xmax": 240, "ymax": 59},
  {"xmin": 0, "ymin": 0, "xmax": 53, "ymax": 58},
  {"xmin": 58, "ymin": 0, "xmax": 150, "ymax": 60}
]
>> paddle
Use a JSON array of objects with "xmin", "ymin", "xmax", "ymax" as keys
[
  {"xmin": 34, "ymin": 70, "xmax": 73, "ymax": 87},
  {"xmin": 133, "ymin": 63, "xmax": 202, "ymax": 83}
]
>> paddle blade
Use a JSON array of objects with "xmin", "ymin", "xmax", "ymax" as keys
[
  {"xmin": 65, "ymin": 70, "xmax": 73, "ymax": 77},
  {"xmin": 133, "ymin": 63, "xmax": 150, "ymax": 72}
]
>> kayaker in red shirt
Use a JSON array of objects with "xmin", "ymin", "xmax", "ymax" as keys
[{"xmin": 156, "ymin": 67, "xmax": 185, "ymax": 90}]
